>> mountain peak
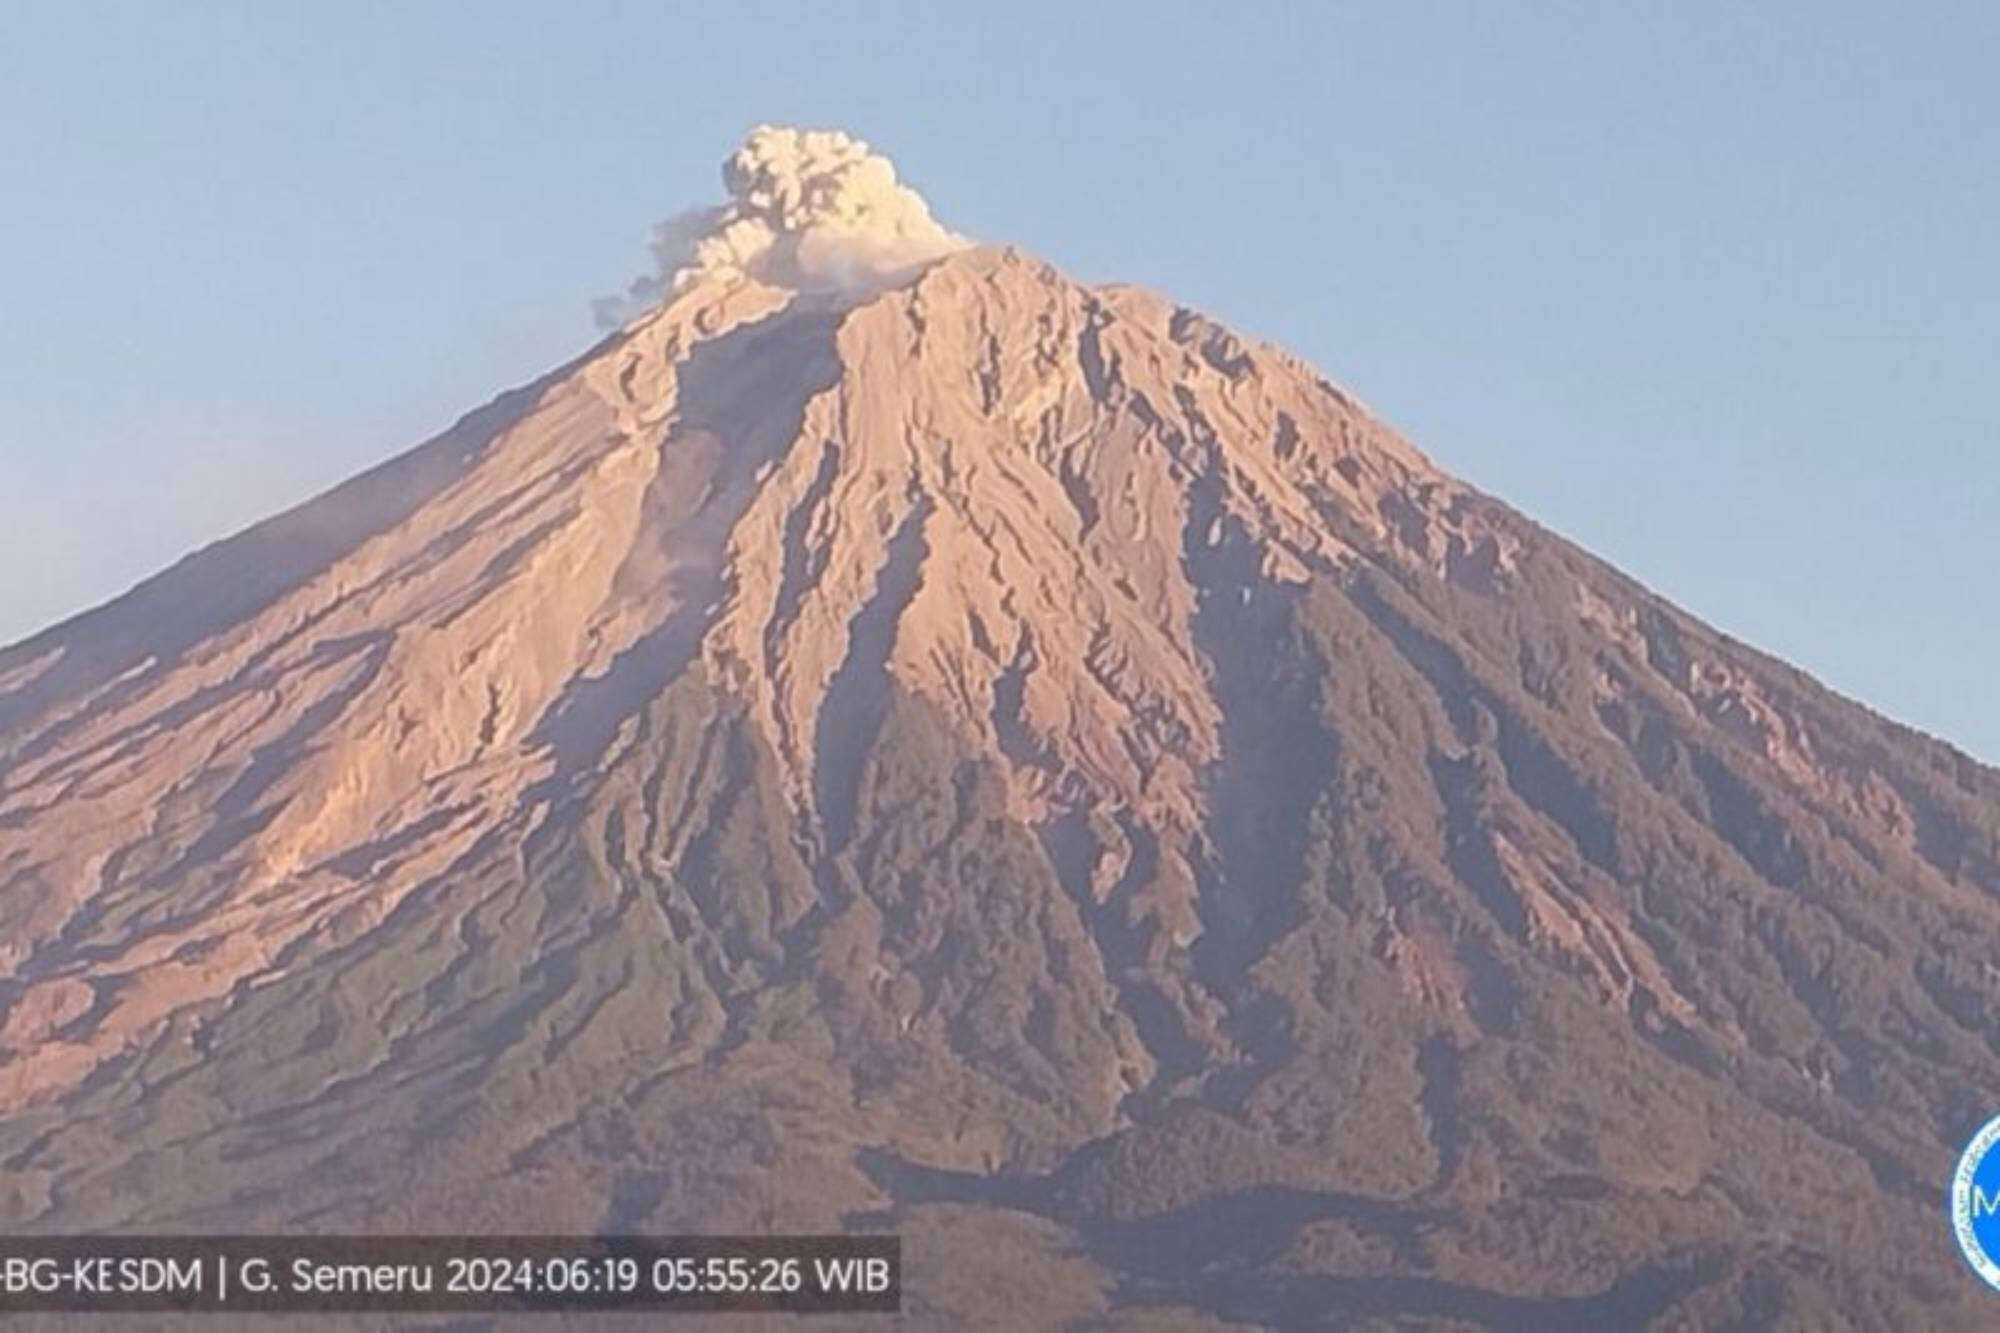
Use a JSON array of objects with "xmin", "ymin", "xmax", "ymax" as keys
[{"xmin": 4, "ymin": 171, "xmax": 2000, "ymax": 1324}]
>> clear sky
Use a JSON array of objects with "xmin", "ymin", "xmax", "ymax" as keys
[{"xmin": 2, "ymin": 3, "xmax": 1994, "ymax": 759}]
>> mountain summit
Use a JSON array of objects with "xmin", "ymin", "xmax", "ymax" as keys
[{"xmin": 3, "ymin": 128, "xmax": 1998, "ymax": 1327}]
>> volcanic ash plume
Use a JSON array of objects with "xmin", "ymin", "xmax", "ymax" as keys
[{"xmin": 596, "ymin": 126, "xmax": 969, "ymax": 325}]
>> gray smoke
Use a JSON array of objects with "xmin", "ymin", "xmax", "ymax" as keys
[{"xmin": 595, "ymin": 126, "xmax": 969, "ymax": 327}]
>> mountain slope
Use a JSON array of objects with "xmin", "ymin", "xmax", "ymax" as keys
[{"xmin": 4, "ymin": 235, "xmax": 2000, "ymax": 1327}]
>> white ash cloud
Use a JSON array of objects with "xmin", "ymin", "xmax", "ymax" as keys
[{"xmin": 596, "ymin": 126, "xmax": 969, "ymax": 326}]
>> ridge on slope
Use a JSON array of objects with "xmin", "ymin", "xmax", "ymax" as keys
[{"xmin": 2, "ymin": 200, "xmax": 1999, "ymax": 1326}]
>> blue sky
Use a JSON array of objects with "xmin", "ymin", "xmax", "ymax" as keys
[{"xmin": 2, "ymin": 3, "xmax": 1994, "ymax": 759}]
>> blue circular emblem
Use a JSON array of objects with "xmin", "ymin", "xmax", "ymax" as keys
[{"xmin": 1953, "ymin": 1114, "xmax": 2000, "ymax": 1290}]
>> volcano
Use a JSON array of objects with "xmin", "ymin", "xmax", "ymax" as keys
[{"xmin": 3, "ymin": 130, "xmax": 1997, "ymax": 1328}]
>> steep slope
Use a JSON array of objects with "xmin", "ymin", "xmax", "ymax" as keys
[{"xmin": 4, "ymin": 230, "xmax": 2000, "ymax": 1326}]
